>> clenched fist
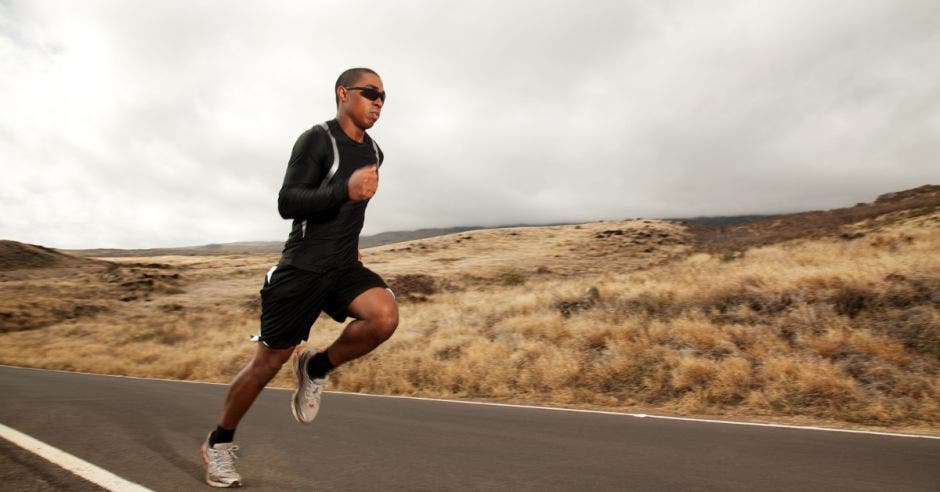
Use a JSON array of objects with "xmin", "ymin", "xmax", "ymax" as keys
[{"xmin": 348, "ymin": 164, "xmax": 379, "ymax": 201}]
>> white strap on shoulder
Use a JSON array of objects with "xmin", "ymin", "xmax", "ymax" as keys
[
  {"xmin": 318, "ymin": 122, "xmax": 340, "ymax": 182},
  {"xmin": 371, "ymin": 139, "xmax": 381, "ymax": 168}
]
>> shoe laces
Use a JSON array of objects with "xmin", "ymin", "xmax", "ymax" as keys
[
  {"xmin": 304, "ymin": 377, "xmax": 324, "ymax": 401},
  {"xmin": 210, "ymin": 445, "xmax": 239, "ymax": 475}
]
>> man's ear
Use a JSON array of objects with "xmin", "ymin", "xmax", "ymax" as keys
[{"xmin": 336, "ymin": 86, "xmax": 347, "ymax": 104}]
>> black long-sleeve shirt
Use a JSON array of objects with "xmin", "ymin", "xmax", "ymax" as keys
[{"xmin": 277, "ymin": 119, "xmax": 383, "ymax": 271}]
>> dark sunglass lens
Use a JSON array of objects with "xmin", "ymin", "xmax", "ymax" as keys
[
  {"xmin": 361, "ymin": 89, "xmax": 385, "ymax": 101},
  {"xmin": 347, "ymin": 86, "xmax": 385, "ymax": 102}
]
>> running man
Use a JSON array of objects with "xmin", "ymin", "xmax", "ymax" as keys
[{"xmin": 201, "ymin": 67, "xmax": 398, "ymax": 488}]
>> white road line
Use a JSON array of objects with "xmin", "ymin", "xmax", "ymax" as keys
[
  {"xmin": 328, "ymin": 391, "xmax": 940, "ymax": 440},
  {"xmin": 0, "ymin": 422, "xmax": 152, "ymax": 492},
  {"xmin": 3, "ymin": 364, "xmax": 939, "ymax": 440}
]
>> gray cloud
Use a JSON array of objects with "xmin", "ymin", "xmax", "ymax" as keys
[{"xmin": 1, "ymin": 0, "xmax": 937, "ymax": 248}]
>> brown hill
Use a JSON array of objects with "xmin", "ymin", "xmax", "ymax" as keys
[
  {"xmin": 64, "ymin": 228, "xmax": 489, "ymax": 257},
  {"xmin": 0, "ymin": 240, "xmax": 107, "ymax": 271},
  {"xmin": 0, "ymin": 240, "xmax": 119, "ymax": 332},
  {"xmin": 690, "ymin": 184, "xmax": 940, "ymax": 253}
]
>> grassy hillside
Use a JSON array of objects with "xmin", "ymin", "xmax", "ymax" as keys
[
  {"xmin": 331, "ymin": 210, "xmax": 939, "ymax": 428},
  {"xmin": 1, "ymin": 187, "xmax": 938, "ymax": 433}
]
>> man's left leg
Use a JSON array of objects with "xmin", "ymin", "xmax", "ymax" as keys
[
  {"xmin": 291, "ymin": 287, "xmax": 398, "ymax": 424},
  {"xmin": 326, "ymin": 287, "xmax": 399, "ymax": 364}
]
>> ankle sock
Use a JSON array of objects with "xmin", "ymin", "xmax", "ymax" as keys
[
  {"xmin": 209, "ymin": 426, "xmax": 235, "ymax": 447},
  {"xmin": 306, "ymin": 350, "xmax": 335, "ymax": 379}
]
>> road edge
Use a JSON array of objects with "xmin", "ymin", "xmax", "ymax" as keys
[
  {"xmin": 3, "ymin": 364, "xmax": 937, "ymax": 440},
  {"xmin": 0, "ymin": 422, "xmax": 152, "ymax": 492}
]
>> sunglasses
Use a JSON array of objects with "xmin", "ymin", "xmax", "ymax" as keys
[{"xmin": 345, "ymin": 86, "xmax": 386, "ymax": 102}]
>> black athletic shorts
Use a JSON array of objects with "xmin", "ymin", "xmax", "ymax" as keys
[{"xmin": 255, "ymin": 261, "xmax": 389, "ymax": 349}]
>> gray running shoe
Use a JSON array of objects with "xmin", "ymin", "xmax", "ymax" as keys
[
  {"xmin": 291, "ymin": 348, "xmax": 328, "ymax": 424},
  {"xmin": 200, "ymin": 433, "xmax": 242, "ymax": 488}
]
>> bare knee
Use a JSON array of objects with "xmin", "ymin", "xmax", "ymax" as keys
[
  {"xmin": 346, "ymin": 288, "xmax": 399, "ymax": 346},
  {"xmin": 368, "ymin": 305, "xmax": 398, "ymax": 343},
  {"xmin": 251, "ymin": 345, "xmax": 293, "ymax": 375}
]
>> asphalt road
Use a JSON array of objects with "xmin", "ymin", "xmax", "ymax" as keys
[{"xmin": 0, "ymin": 365, "xmax": 938, "ymax": 491}]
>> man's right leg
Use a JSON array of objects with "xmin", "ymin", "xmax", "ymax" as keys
[
  {"xmin": 218, "ymin": 342, "xmax": 296, "ymax": 429},
  {"xmin": 202, "ymin": 342, "xmax": 295, "ymax": 488}
]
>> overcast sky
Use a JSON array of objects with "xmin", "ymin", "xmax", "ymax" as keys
[{"xmin": 1, "ymin": 1, "xmax": 937, "ymax": 249}]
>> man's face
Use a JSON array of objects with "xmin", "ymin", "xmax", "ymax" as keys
[{"xmin": 338, "ymin": 72, "xmax": 385, "ymax": 130}]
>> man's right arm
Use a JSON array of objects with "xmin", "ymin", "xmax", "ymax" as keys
[{"xmin": 277, "ymin": 128, "xmax": 350, "ymax": 219}]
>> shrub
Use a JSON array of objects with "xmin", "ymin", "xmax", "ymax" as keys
[
  {"xmin": 388, "ymin": 274, "xmax": 437, "ymax": 302},
  {"xmin": 720, "ymin": 249, "xmax": 746, "ymax": 262},
  {"xmin": 880, "ymin": 307, "xmax": 940, "ymax": 359},
  {"xmin": 499, "ymin": 270, "xmax": 526, "ymax": 286}
]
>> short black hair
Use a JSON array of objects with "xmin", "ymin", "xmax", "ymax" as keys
[{"xmin": 335, "ymin": 67, "xmax": 379, "ymax": 107}]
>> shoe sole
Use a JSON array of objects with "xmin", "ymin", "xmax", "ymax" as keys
[{"xmin": 200, "ymin": 440, "xmax": 242, "ymax": 488}]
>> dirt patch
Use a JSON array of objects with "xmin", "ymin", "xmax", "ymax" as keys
[{"xmin": 388, "ymin": 274, "xmax": 437, "ymax": 302}]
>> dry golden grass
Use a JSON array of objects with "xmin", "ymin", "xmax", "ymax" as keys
[
  {"xmin": 1, "ymin": 213, "xmax": 938, "ymax": 434},
  {"xmin": 366, "ymin": 219, "xmax": 690, "ymax": 279}
]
